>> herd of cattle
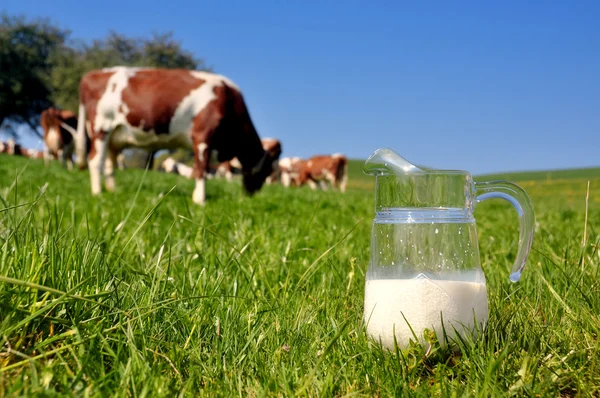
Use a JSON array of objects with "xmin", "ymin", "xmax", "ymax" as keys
[{"xmin": 0, "ymin": 66, "xmax": 348, "ymax": 204}]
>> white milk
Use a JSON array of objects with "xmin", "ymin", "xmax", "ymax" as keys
[{"xmin": 364, "ymin": 278, "xmax": 488, "ymax": 350}]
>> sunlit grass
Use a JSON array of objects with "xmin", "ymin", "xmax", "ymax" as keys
[{"xmin": 0, "ymin": 154, "xmax": 599, "ymax": 396}]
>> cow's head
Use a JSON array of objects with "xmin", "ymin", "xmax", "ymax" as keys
[
  {"xmin": 241, "ymin": 150, "xmax": 275, "ymax": 195},
  {"xmin": 263, "ymin": 139, "xmax": 282, "ymax": 182}
]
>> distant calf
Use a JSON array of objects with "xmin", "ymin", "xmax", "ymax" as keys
[
  {"xmin": 40, "ymin": 107, "xmax": 77, "ymax": 169},
  {"xmin": 161, "ymin": 157, "xmax": 194, "ymax": 179},
  {"xmin": 299, "ymin": 154, "xmax": 348, "ymax": 192},
  {"xmin": 22, "ymin": 148, "xmax": 44, "ymax": 160},
  {"xmin": 0, "ymin": 139, "xmax": 21, "ymax": 155},
  {"xmin": 0, "ymin": 139, "xmax": 44, "ymax": 160},
  {"xmin": 209, "ymin": 138, "xmax": 282, "ymax": 183},
  {"xmin": 261, "ymin": 138, "xmax": 283, "ymax": 184},
  {"xmin": 278, "ymin": 157, "xmax": 306, "ymax": 187}
]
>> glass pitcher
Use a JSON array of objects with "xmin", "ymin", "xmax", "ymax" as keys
[{"xmin": 362, "ymin": 148, "xmax": 535, "ymax": 350}]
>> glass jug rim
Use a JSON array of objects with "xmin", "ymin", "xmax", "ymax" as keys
[{"xmin": 363, "ymin": 168, "xmax": 472, "ymax": 177}]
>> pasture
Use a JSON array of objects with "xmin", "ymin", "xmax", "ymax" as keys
[{"xmin": 0, "ymin": 155, "xmax": 599, "ymax": 396}]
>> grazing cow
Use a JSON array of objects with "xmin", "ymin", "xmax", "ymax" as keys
[
  {"xmin": 210, "ymin": 138, "xmax": 282, "ymax": 182},
  {"xmin": 261, "ymin": 138, "xmax": 283, "ymax": 184},
  {"xmin": 278, "ymin": 156, "xmax": 305, "ymax": 187},
  {"xmin": 75, "ymin": 66, "xmax": 275, "ymax": 205},
  {"xmin": 209, "ymin": 158, "xmax": 239, "ymax": 181},
  {"xmin": 40, "ymin": 107, "xmax": 77, "ymax": 169},
  {"xmin": 0, "ymin": 139, "xmax": 43, "ymax": 160},
  {"xmin": 298, "ymin": 154, "xmax": 348, "ymax": 192},
  {"xmin": 22, "ymin": 148, "xmax": 45, "ymax": 160},
  {"xmin": 0, "ymin": 139, "xmax": 21, "ymax": 156},
  {"xmin": 161, "ymin": 157, "xmax": 194, "ymax": 179}
]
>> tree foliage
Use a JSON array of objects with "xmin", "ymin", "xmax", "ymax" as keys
[
  {"xmin": 51, "ymin": 31, "xmax": 209, "ymax": 112},
  {"xmin": 0, "ymin": 14, "xmax": 69, "ymax": 136},
  {"xmin": 1, "ymin": 13, "xmax": 210, "ymax": 139}
]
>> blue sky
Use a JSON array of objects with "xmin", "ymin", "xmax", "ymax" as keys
[{"xmin": 2, "ymin": 0, "xmax": 599, "ymax": 175}]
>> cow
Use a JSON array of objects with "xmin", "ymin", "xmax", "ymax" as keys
[
  {"xmin": 278, "ymin": 156, "xmax": 305, "ymax": 187},
  {"xmin": 261, "ymin": 138, "xmax": 283, "ymax": 184},
  {"xmin": 208, "ymin": 137, "xmax": 282, "ymax": 182},
  {"xmin": 298, "ymin": 154, "xmax": 348, "ymax": 192},
  {"xmin": 209, "ymin": 158, "xmax": 240, "ymax": 181},
  {"xmin": 161, "ymin": 156, "xmax": 194, "ymax": 179},
  {"xmin": 0, "ymin": 139, "xmax": 21, "ymax": 156},
  {"xmin": 40, "ymin": 107, "xmax": 78, "ymax": 169},
  {"xmin": 0, "ymin": 139, "xmax": 44, "ymax": 160},
  {"xmin": 75, "ymin": 66, "xmax": 275, "ymax": 205},
  {"xmin": 22, "ymin": 148, "xmax": 45, "ymax": 160}
]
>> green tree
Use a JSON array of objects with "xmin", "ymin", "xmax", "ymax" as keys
[
  {"xmin": 141, "ymin": 32, "xmax": 206, "ymax": 70},
  {"xmin": 0, "ymin": 14, "xmax": 69, "ymax": 137},
  {"xmin": 50, "ymin": 31, "xmax": 210, "ymax": 112}
]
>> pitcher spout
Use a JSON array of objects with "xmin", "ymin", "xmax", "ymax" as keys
[{"xmin": 363, "ymin": 148, "xmax": 425, "ymax": 176}]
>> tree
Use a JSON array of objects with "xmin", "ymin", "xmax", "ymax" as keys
[
  {"xmin": 49, "ymin": 31, "xmax": 210, "ymax": 113},
  {"xmin": 0, "ymin": 14, "xmax": 69, "ymax": 137},
  {"xmin": 141, "ymin": 32, "xmax": 207, "ymax": 70}
]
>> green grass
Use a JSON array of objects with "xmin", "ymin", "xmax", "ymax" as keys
[{"xmin": 0, "ymin": 154, "xmax": 599, "ymax": 396}]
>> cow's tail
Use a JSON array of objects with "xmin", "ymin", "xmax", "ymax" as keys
[
  {"xmin": 333, "ymin": 154, "xmax": 348, "ymax": 193},
  {"xmin": 75, "ymin": 102, "xmax": 88, "ymax": 170}
]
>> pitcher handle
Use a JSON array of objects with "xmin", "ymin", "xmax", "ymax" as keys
[{"xmin": 474, "ymin": 181, "xmax": 535, "ymax": 283}]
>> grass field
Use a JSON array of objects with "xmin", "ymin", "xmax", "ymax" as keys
[{"xmin": 1, "ymin": 154, "xmax": 599, "ymax": 396}]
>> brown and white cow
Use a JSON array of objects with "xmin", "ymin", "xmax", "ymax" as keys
[
  {"xmin": 278, "ymin": 156, "xmax": 305, "ymax": 187},
  {"xmin": 0, "ymin": 139, "xmax": 44, "ymax": 160},
  {"xmin": 22, "ymin": 148, "xmax": 45, "ymax": 160},
  {"xmin": 40, "ymin": 107, "xmax": 78, "ymax": 169},
  {"xmin": 75, "ymin": 66, "xmax": 275, "ymax": 205},
  {"xmin": 209, "ymin": 158, "xmax": 240, "ymax": 181},
  {"xmin": 209, "ymin": 137, "xmax": 282, "ymax": 182},
  {"xmin": 161, "ymin": 156, "xmax": 194, "ymax": 179},
  {"xmin": 0, "ymin": 139, "xmax": 21, "ymax": 156},
  {"xmin": 261, "ymin": 138, "xmax": 283, "ymax": 184},
  {"xmin": 298, "ymin": 154, "xmax": 348, "ymax": 192}
]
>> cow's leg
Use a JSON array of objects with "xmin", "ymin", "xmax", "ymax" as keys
[
  {"xmin": 104, "ymin": 149, "xmax": 118, "ymax": 192},
  {"xmin": 307, "ymin": 179, "xmax": 318, "ymax": 191},
  {"xmin": 58, "ymin": 149, "xmax": 66, "ymax": 169},
  {"xmin": 218, "ymin": 163, "xmax": 232, "ymax": 182},
  {"xmin": 340, "ymin": 178, "xmax": 347, "ymax": 193},
  {"xmin": 43, "ymin": 147, "xmax": 51, "ymax": 167},
  {"xmin": 116, "ymin": 152, "xmax": 126, "ymax": 170},
  {"xmin": 339, "ymin": 166, "xmax": 348, "ymax": 193},
  {"xmin": 145, "ymin": 150, "xmax": 155, "ymax": 170},
  {"xmin": 192, "ymin": 142, "xmax": 210, "ymax": 205},
  {"xmin": 270, "ymin": 162, "xmax": 280, "ymax": 185},
  {"xmin": 88, "ymin": 134, "xmax": 108, "ymax": 195},
  {"xmin": 281, "ymin": 171, "xmax": 291, "ymax": 188},
  {"xmin": 64, "ymin": 144, "xmax": 74, "ymax": 171},
  {"xmin": 319, "ymin": 180, "xmax": 330, "ymax": 191}
]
